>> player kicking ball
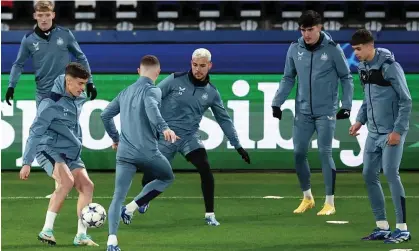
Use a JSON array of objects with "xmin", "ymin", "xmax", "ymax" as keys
[
  {"xmin": 101, "ymin": 55, "xmax": 178, "ymax": 251},
  {"xmin": 4, "ymin": 1, "xmax": 96, "ymax": 200},
  {"xmin": 349, "ymin": 29, "xmax": 412, "ymax": 244},
  {"xmin": 120, "ymin": 48, "xmax": 251, "ymax": 227},
  {"xmin": 19, "ymin": 63, "xmax": 98, "ymax": 247}
]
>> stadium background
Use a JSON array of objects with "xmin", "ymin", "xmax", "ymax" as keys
[
  {"xmin": 2, "ymin": 2, "xmax": 419, "ymax": 251},
  {"xmin": 1, "ymin": 1, "xmax": 419, "ymax": 171}
]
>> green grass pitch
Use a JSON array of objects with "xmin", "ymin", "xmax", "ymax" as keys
[{"xmin": 2, "ymin": 172, "xmax": 418, "ymax": 251}]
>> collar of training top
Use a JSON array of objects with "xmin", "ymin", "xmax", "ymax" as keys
[
  {"xmin": 188, "ymin": 70, "xmax": 210, "ymax": 87},
  {"xmin": 34, "ymin": 22, "xmax": 56, "ymax": 41},
  {"xmin": 304, "ymin": 32, "xmax": 325, "ymax": 51}
]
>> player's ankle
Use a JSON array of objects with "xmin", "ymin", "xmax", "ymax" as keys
[
  {"xmin": 396, "ymin": 223, "xmax": 407, "ymax": 231},
  {"xmin": 126, "ymin": 201, "xmax": 138, "ymax": 213},
  {"xmin": 42, "ymin": 227, "xmax": 53, "ymax": 232},
  {"xmin": 325, "ymin": 195, "xmax": 334, "ymax": 206},
  {"xmin": 107, "ymin": 234, "xmax": 118, "ymax": 246},
  {"xmin": 205, "ymin": 212, "xmax": 215, "ymax": 217},
  {"xmin": 303, "ymin": 189, "xmax": 313, "ymax": 199},
  {"xmin": 77, "ymin": 218, "xmax": 87, "ymax": 235},
  {"xmin": 42, "ymin": 211, "xmax": 57, "ymax": 231},
  {"xmin": 376, "ymin": 220, "xmax": 390, "ymax": 230}
]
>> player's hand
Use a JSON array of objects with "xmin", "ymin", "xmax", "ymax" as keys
[
  {"xmin": 387, "ymin": 132, "xmax": 401, "ymax": 146},
  {"xmin": 336, "ymin": 109, "xmax": 351, "ymax": 120},
  {"xmin": 349, "ymin": 122, "xmax": 362, "ymax": 136},
  {"xmin": 20, "ymin": 165, "xmax": 31, "ymax": 180},
  {"xmin": 272, "ymin": 106, "xmax": 282, "ymax": 120},
  {"xmin": 163, "ymin": 129, "xmax": 180, "ymax": 143},
  {"xmin": 86, "ymin": 83, "xmax": 97, "ymax": 100},
  {"xmin": 112, "ymin": 142, "xmax": 119, "ymax": 150},
  {"xmin": 5, "ymin": 87, "xmax": 14, "ymax": 106},
  {"xmin": 237, "ymin": 147, "xmax": 251, "ymax": 164}
]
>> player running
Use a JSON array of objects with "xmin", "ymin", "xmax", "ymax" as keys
[
  {"xmin": 19, "ymin": 63, "xmax": 98, "ymax": 247},
  {"xmin": 349, "ymin": 29, "xmax": 412, "ymax": 244},
  {"xmin": 5, "ymin": 0, "xmax": 96, "ymax": 199},
  {"xmin": 121, "ymin": 48, "xmax": 251, "ymax": 226},
  {"xmin": 271, "ymin": 10, "xmax": 354, "ymax": 215},
  {"xmin": 101, "ymin": 55, "xmax": 178, "ymax": 251}
]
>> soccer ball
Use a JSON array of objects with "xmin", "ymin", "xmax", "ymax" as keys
[{"xmin": 81, "ymin": 203, "xmax": 107, "ymax": 228}]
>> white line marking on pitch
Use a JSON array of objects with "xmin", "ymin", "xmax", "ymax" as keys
[{"xmin": 1, "ymin": 195, "xmax": 419, "ymax": 200}]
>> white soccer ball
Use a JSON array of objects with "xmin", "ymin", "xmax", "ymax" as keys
[{"xmin": 81, "ymin": 203, "xmax": 107, "ymax": 228}]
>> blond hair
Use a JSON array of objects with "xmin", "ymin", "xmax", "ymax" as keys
[
  {"xmin": 192, "ymin": 48, "xmax": 212, "ymax": 62},
  {"xmin": 34, "ymin": 0, "xmax": 54, "ymax": 12}
]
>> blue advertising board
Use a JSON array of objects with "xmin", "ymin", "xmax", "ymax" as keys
[
  {"xmin": 2, "ymin": 30, "xmax": 419, "ymax": 44},
  {"xmin": 2, "ymin": 43, "xmax": 419, "ymax": 74}
]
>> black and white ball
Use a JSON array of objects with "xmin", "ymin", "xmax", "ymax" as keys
[{"xmin": 81, "ymin": 203, "xmax": 107, "ymax": 228}]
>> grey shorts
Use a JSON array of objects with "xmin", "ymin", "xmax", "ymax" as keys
[
  {"xmin": 36, "ymin": 148, "xmax": 85, "ymax": 177},
  {"xmin": 158, "ymin": 133, "xmax": 205, "ymax": 162}
]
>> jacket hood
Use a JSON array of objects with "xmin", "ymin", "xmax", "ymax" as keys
[
  {"xmin": 373, "ymin": 47, "xmax": 395, "ymax": 66},
  {"xmin": 298, "ymin": 31, "xmax": 334, "ymax": 48},
  {"xmin": 51, "ymin": 74, "xmax": 87, "ymax": 99},
  {"xmin": 51, "ymin": 75, "xmax": 66, "ymax": 95}
]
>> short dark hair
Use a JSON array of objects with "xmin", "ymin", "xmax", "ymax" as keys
[
  {"xmin": 350, "ymin": 29, "xmax": 374, "ymax": 46},
  {"xmin": 140, "ymin": 55, "xmax": 160, "ymax": 67},
  {"xmin": 65, "ymin": 62, "xmax": 90, "ymax": 80},
  {"xmin": 298, "ymin": 10, "xmax": 322, "ymax": 28}
]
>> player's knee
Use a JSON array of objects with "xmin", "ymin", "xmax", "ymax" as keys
[
  {"xmin": 157, "ymin": 169, "xmax": 175, "ymax": 184},
  {"xmin": 383, "ymin": 168, "xmax": 400, "ymax": 182},
  {"xmin": 186, "ymin": 148, "xmax": 212, "ymax": 177},
  {"xmin": 318, "ymin": 146, "xmax": 332, "ymax": 157},
  {"xmin": 59, "ymin": 174, "xmax": 75, "ymax": 191},
  {"xmin": 362, "ymin": 168, "xmax": 376, "ymax": 182},
  {"xmin": 142, "ymin": 175, "xmax": 151, "ymax": 186},
  {"xmin": 113, "ymin": 190, "xmax": 126, "ymax": 202},
  {"xmin": 160, "ymin": 172, "xmax": 174, "ymax": 183},
  {"xmin": 194, "ymin": 159, "xmax": 213, "ymax": 179},
  {"xmin": 157, "ymin": 174, "xmax": 174, "ymax": 190},
  {"xmin": 197, "ymin": 162, "xmax": 212, "ymax": 175},
  {"xmin": 201, "ymin": 171, "xmax": 214, "ymax": 184},
  {"xmin": 166, "ymin": 171, "xmax": 175, "ymax": 183},
  {"xmin": 82, "ymin": 179, "xmax": 94, "ymax": 194},
  {"xmin": 294, "ymin": 148, "xmax": 308, "ymax": 162}
]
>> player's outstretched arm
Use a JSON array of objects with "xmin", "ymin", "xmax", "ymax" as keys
[
  {"xmin": 7, "ymin": 35, "xmax": 31, "ymax": 105},
  {"xmin": 333, "ymin": 44, "xmax": 354, "ymax": 111},
  {"xmin": 211, "ymin": 91, "xmax": 250, "ymax": 163},
  {"xmin": 100, "ymin": 94, "xmax": 121, "ymax": 144},
  {"xmin": 272, "ymin": 43, "xmax": 297, "ymax": 109},
  {"xmin": 211, "ymin": 91, "xmax": 241, "ymax": 148},
  {"xmin": 384, "ymin": 63, "xmax": 413, "ymax": 135},
  {"xmin": 144, "ymin": 87, "xmax": 169, "ymax": 133},
  {"xmin": 22, "ymin": 101, "xmax": 56, "ymax": 166}
]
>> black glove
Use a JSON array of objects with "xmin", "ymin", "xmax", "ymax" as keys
[
  {"xmin": 5, "ymin": 87, "xmax": 14, "ymax": 106},
  {"xmin": 237, "ymin": 147, "xmax": 250, "ymax": 164},
  {"xmin": 272, "ymin": 106, "xmax": 282, "ymax": 120},
  {"xmin": 86, "ymin": 83, "xmax": 97, "ymax": 100},
  {"xmin": 336, "ymin": 109, "xmax": 350, "ymax": 120}
]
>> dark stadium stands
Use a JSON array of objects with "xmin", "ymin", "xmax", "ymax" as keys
[{"xmin": 1, "ymin": 1, "xmax": 418, "ymax": 31}]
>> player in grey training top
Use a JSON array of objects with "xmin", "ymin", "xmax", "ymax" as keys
[
  {"xmin": 6, "ymin": 1, "xmax": 97, "ymax": 199},
  {"xmin": 101, "ymin": 55, "xmax": 178, "ymax": 251},
  {"xmin": 272, "ymin": 10, "xmax": 354, "ymax": 216},
  {"xmin": 121, "ymin": 48, "xmax": 251, "ymax": 227},
  {"xmin": 349, "ymin": 29, "xmax": 412, "ymax": 244},
  {"xmin": 6, "ymin": 0, "xmax": 96, "ymax": 106},
  {"xmin": 19, "ymin": 63, "xmax": 98, "ymax": 247}
]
